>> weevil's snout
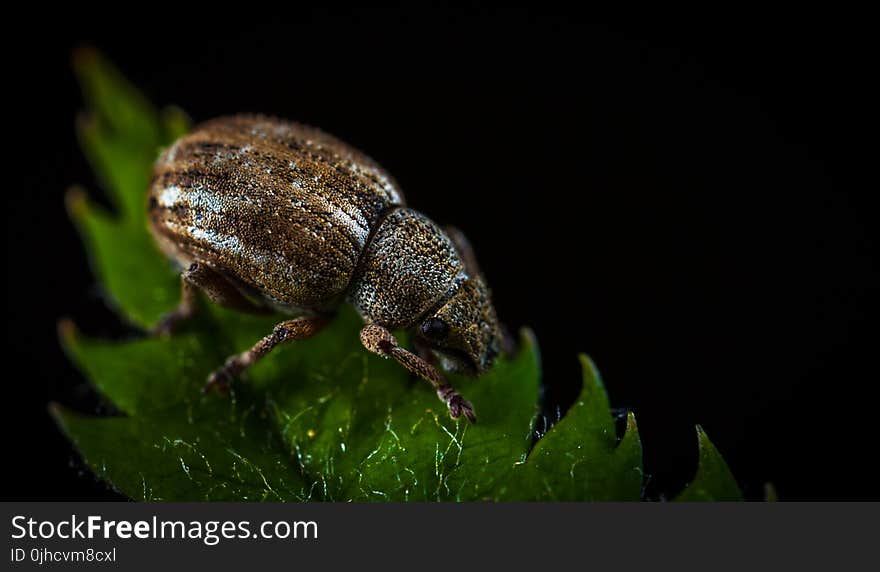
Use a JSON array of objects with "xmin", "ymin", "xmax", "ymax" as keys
[{"xmin": 417, "ymin": 276, "xmax": 501, "ymax": 376}]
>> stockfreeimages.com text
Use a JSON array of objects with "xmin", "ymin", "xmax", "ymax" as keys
[{"xmin": 11, "ymin": 515, "xmax": 317, "ymax": 546}]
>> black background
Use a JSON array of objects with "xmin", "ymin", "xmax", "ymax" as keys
[{"xmin": 6, "ymin": 7, "xmax": 877, "ymax": 501}]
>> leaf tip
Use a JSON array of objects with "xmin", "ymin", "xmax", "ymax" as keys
[
  {"xmin": 517, "ymin": 326, "xmax": 537, "ymax": 350},
  {"xmin": 693, "ymin": 424, "xmax": 722, "ymax": 463},
  {"xmin": 676, "ymin": 425, "xmax": 743, "ymax": 502},
  {"xmin": 47, "ymin": 402, "xmax": 71, "ymax": 431},
  {"xmin": 625, "ymin": 410, "xmax": 639, "ymax": 435},
  {"xmin": 694, "ymin": 424, "xmax": 710, "ymax": 450},
  {"xmin": 71, "ymin": 45, "xmax": 99, "ymax": 75},
  {"xmin": 161, "ymin": 106, "xmax": 192, "ymax": 141},
  {"xmin": 64, "ymin": 186, "xmax": 89, "ymax": 220},
  {"xmin": 74, "ymin": 110, "xmax": 97, "ymax": 135},
  {"xmin": 617, "ymin": 410, "xmax": 642, "ymax": 454},
  {"xmin": 57, "ymin": 316, "xmax": 78, "ymax": 345},
  {"xmin": 508, "ymin": 326, "xmax": 541, "ymax": 374},
  {"xmin": 47, "ymin": 401, "xmax": 62, "ymax": 417},
  {"xmin": 577, "ymin": 353, "xmax": 605, "ymax": 391}
]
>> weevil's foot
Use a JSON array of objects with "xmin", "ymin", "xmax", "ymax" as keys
[
  {"xmin": 438, "ymin": 387, "xmax": 476, "ymax": 423},
  {"xmin": 450, "ymin": 395, "xmax": 476, "ymax": 423}
]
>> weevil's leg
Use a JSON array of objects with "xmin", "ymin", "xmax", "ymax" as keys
[
  {"xmin": 445, "ymin": 226, "xmax": 482, "ymax": 277},
  {"xmin": 185, "ymin": 262, "xmax": 271, "ymax": 315},
  {"xmin": 153, "ymin": 262, "xmax": 270, "ymax": 336},
  {"xmin": 152, "ymin": 267, "xmax": 200, "ymax": 336},
  {"xmin": 409, "ymin": 337, "xmax": 441, "ymax": 389},
  {"xmin": 204, "ymin": 315, "xmax": 328, "ymax": 393},
  {"xmin": 360, "ymin": 324, "xmax": 476, "ymax": 423},
  {"xmin": 412, "ymin": 337, "xmax": 435, "ymax": 364}
]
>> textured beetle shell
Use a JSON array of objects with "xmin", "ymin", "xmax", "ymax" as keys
[
  {"xmin": 149, "ymin": 116, "xmax": 405, "ymax": 311},
  {"xmin": 347, "ymin": 208, "xmax": 466, "ymax": 329}
]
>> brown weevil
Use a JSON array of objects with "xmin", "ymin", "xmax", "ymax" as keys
[{"xmin": 148, "ymin": 115, "xmax": 503, "ymax": 422}]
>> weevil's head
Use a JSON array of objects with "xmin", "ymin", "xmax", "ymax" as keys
[
  {"xmin": 416, "ymin": 275, "xmax": 502, "ymax": 375},
  {"xmin": 348, "ymin": 208, "xmax": 502, "ymax": 374}
]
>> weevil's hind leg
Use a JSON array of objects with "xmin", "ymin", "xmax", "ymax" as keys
[
  {"xmin": 151, "ymin": 266, "xmax": 200, "ymax": 336},
  {"xmin": 360, "ymin": 324, "xmax": 476, "ymax": 423},
  {"xmin": 152, "ymin": 262, "xmax": 270, "ymax": 336},
  {"xmin": 205, "ymin": 315, "xmax": 328, "ymax": 393}
]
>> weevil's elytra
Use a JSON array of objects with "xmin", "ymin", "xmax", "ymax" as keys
[{"xmin": 148, "ymin": 116, "xmax": 503, "ymax": 422}]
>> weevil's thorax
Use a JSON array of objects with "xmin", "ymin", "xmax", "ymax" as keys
[
  {"xmin": 347, "ymin": 208, "xmax": 464, "ymax": 328},
  {"xmin": 347, "ymin": 208, "xmax": 502, "ymax": 374}
]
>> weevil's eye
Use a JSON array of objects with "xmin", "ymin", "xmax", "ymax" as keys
[{"xmin": 420, "ymin": 317, "xmax": 449, "ymax": 340}]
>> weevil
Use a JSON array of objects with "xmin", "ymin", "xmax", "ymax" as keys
[{"xmin": 148, "ymin": 115, "xmax": 504, "ymax": 422}]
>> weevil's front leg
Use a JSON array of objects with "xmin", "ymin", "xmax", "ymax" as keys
[
  {"xmin": 360, "ymin": 324, "xmax": 476, "ymax": 423},
  {"xmin": 205, "ymin": 315, "xmax": 328, "ymax": 393},
  {"xmin": 153, "ymin": 262, "xmax": 270, "ymax": 335}
]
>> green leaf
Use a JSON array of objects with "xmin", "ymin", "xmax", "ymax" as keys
[
  {"xmin": 69, "ymin": 47, "xmax": 189, "ymax": 328},
  {"xmin": 56, "ymin": 50, "xmax": 744, "ymax": 502},
  {"xmin": 675, "ymin": 426, "xmax": 743, "ymax": 501},
  {"xmin": 497, "ymin": 356, "xmax": 643, "ymax": 500}
]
